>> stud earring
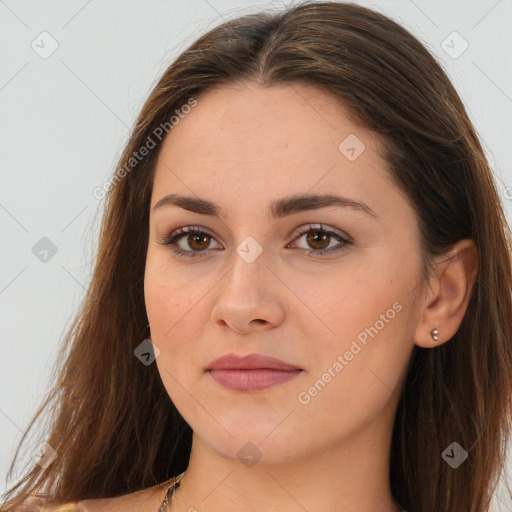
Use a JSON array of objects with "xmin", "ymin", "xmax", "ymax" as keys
[{"xmin": 431, "ymin": 328, "xmax": 439, "ymax": 342}]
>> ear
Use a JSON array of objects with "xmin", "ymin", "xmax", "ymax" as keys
[{"xmin": 414, "ymin": 239, "xmax": 478, "ymax": 348}]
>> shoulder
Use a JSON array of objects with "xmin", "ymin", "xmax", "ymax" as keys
[{"xmin": 77, "ymin": 484, "xmax": 165, "ymax": 512}]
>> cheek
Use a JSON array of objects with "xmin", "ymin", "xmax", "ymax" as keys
[
  {"xmin": 292, "ymin": 288, "xmax": 411, "ymax": 442},
  {"xmin": 144, "ymin": 253, "xmax": 209, "ymax": 332},
  {"xmin": 294, "ymin": 254, "xmax": 411, "ymax": 343},
  {"xmin": 144, "ymin": 263, "xmax": 209, "ymax": 377},
  {"xmin": 145, "ymin": 277, "xmax": 208, "ymax": 409},
  {"xmin": 294, "ymin": 254, "xmax": 416, "ymax": 397}
]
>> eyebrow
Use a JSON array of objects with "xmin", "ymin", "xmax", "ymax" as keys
[{"xmin": 152, "ymin": 192, "xmax": 377, "ymax": 219}]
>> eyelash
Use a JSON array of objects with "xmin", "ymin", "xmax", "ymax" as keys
[{"xmin": 157, "ymin": 224, "xmax": 353, "ymax": 259}]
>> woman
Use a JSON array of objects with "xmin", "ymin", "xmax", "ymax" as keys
[{"xmin": 2, "ymin": 2, "xmax": 511, "ymax": 511}]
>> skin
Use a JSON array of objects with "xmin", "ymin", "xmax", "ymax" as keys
[{"xmin": 79, "ymin": 81, "xmax": 477, "ymax": 512}]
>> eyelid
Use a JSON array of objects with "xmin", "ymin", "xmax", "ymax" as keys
[
  {"xmin": 156, "ymin": 225, "xmax": 221, "ymax": 248},
  {"xmin": 288, "ymin": 223, "xmax": 351, "ymax": 244}
]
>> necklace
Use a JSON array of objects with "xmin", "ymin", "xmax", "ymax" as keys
[
  {"xmin": 158, "ymin": 470, "xmax": 187, "ymax": 512},
  {"xmin": 157, "ymin": 471, "xmax": 407, "ymax": 512}
]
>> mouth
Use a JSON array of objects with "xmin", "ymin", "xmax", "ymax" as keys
[
  {"xmin": 207, "ymin": 368, "xmax": 303, "ymax": 392},
  {"xmin": 205, "ymin": 352, "xmax": 303, "ymax": 392}
]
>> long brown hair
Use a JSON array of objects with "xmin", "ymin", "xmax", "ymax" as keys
[{"xmin": 2, "ymin": 2, "xmax": 512, "ymax": 511}]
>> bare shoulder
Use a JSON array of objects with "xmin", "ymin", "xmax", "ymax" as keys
[{"xmin": 77, "ymin": 484, "xmax": 164, "ymax": 512}]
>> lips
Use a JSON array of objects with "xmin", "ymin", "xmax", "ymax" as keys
[
  {"xmin": 206, "ymin": 353, "xmax": 303, "ymax": 391},
  {"xmin": 206, "ymin": 352, "xmax": 302, "ymax": 371}
]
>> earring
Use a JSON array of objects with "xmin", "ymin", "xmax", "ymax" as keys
[{"xmin": 431, "ymin": 328, "xmax": 439, "ymax": 342}]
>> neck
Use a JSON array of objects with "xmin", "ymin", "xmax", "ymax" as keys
[{"xmin": 170, "ymin": 410, "xmax": 402, "ymax": 512}]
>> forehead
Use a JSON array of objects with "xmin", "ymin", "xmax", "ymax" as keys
[
  {"xmin": 157, "ymin": 81, "xmax": 377, "ymax": 162},
  {"xmin": 150, "ymin": 81, "xmax": 400, "ymax": 219}
]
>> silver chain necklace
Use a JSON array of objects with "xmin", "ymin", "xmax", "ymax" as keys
[{"xmin": 157, "ymin": 471, "xmax": 187, "ymax": 512}]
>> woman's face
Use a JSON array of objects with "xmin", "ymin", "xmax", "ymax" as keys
[{"xmin": 144, "ymin": 81, "xmax": 423, "ymax": 464}]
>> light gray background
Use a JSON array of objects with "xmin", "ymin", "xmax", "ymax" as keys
[{"xmin": 1, "ymin": 0, "xmax": 511, "ymax": 509}]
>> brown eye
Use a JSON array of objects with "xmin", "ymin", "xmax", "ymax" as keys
[
  {"xmin": 305, "ymin": 230, "xmax": 331, "ymax": 251},
  {"xmin": 289, "ymin": 224, "xmax": 352, "ymax": 257},
  {"xmin": 158, "ymin": 226, "xmax": 221, "ymax": 259},
  {"xmin": 187, "ymin": 232, "xmax": 211, "ymax": 251}
]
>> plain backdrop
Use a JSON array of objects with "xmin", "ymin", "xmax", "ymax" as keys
[{"xmin": 1, "ymin": 0, "xmax": 511, "ymax": 509}]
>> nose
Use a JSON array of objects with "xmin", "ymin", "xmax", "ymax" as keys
[{"xmin": 210, "ymin": 246, "xmax": 286, "ymax": 334}]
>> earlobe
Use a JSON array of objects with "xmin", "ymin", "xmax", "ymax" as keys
[{"xmin": 413, "ymin": 239, "xmax": 478, "ymax": 348}]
